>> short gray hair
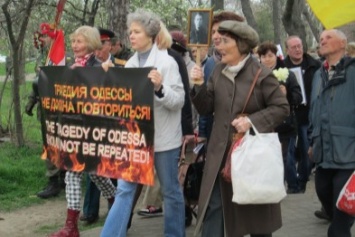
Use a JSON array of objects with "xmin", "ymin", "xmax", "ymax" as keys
[{"xmin": 127, "ymin": 9, "xmax": 161, "ymax": 39}]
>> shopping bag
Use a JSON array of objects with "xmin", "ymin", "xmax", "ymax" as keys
[
  {"xmin": 231, "ymin": 123, "xmax": 286, "ymax": 204},
  {"xmin": 336, "ymin": 171, "xmax": 355, "ymax": 216}
]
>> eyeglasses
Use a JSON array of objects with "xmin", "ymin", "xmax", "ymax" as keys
[{"xmin": 289, "ymin": 44, "xmax": 303, "ymax": 51}]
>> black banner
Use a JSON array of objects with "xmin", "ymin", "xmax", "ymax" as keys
[{"xmin": 38, "ymin": 66, "xmax": 155, "ymax": 185}]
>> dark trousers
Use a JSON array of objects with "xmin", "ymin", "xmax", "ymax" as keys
[
  {"xmin": 83, "ymin": 174, "xmax": 117, "ymax": 217},
  {"xmin": 83, "ymin": 174, "xmax": 101, "ymax": 217},
  {"xmin": 315, "ymin": 168, "xmax": 355, "ymax": 237}
]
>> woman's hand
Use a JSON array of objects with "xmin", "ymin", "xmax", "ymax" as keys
[
  {"xmin": 231, "ymin": 116, "xmax": 251, "ymax": 133},
  {"xmin": 190, "ymin": 65, "xmax": 204, "ymax": 85},
  {"xmin": 101, "ymin": 60, "xmax": 114, "ymax": 72},
  {"xmin": 148, "ymin": 69, "xmax": 163, "ymax": 91}
]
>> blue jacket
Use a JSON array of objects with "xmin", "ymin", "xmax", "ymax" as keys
[{"xmin": 309, "ymin": 56, "xmax": 355, "ymax": 169}]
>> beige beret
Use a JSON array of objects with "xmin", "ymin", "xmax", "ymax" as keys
[{"xmin": 218, "ymin": 20, "xmax": 259, "ymax": 48}]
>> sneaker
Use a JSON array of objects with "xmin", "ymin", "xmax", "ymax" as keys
[{"xmin": 137, "ymin": 206, "xmax": 163, "ymax": 217}]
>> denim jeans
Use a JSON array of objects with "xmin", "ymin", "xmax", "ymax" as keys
[
  {"xmin": 296, "ymin": 124, "xmax": 313, "ymax": 190},
  {"xmin": 285, "ymin": 124, "xmax": 312, "ymax": 191},
  {"xmin": 100, "ymin": 147, "xmax": 185, "ymax": 237},
  {"xmin": 285, "ymin": 136, "xmax": 299, "ymax": 190}
]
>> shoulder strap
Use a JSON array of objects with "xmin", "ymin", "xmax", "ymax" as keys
[
  {"xmin": 241, "ymin": 67, "xmax": 262, "ymax": 113},
  {"xmin": 179, "ymin": 140, "xmax": 187, "ymax": 165}
]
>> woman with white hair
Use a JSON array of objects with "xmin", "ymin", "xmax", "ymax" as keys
[{"xmin": 100, "ymin": 9, "xmax": 185, "ymax": 237}]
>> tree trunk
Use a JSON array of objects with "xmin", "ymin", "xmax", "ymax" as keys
[
  {"xmin": 107, "ymin": 0, "xmax": 130, "ymax": 45},
  {"xmin": 272, "ymin": 0, "xmax": 281, "ymax": 45},
  {"xmin": 241, "ymin": 0, "xmax": 258, "ymax": 32},
  {"xmin": 87, "ymin": 0, "xmax": 100, "ymax": 26},
  {"xmin": 282, "ymin": 0, "xmax": 308, "ymax": 51},
  {"xmin": 2, "ymin": 0, "xmax": 36, "ymax": 146},
  {"xmin": 211, "ymin": 0, "xmax": 224, "ymax": 10},
  {"xmin": 302, "ymin": 5, "xmax": 321, "ymax": 43}
]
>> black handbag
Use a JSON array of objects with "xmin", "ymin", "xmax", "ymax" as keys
[{"xmin": 183, "ymin": 143, "xmax": 205, "ymax": 204}]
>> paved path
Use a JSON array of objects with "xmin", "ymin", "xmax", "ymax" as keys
[{"xmin": 81, "ymin": 174, "xmax": 355, "ymax": 237}]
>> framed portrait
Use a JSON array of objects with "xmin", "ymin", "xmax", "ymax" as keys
[{"xmin": 187, "ymin": 9, "xmax": 213, "ymax": 47}]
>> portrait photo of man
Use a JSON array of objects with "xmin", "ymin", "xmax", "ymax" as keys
[{"xmin": 189, "ymin": 11, "xmax": 210, "ymax": 45}]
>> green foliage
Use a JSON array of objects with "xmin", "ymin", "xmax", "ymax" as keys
[
  {"xmin": 131, "ymin": 0, "xmax": 192, "ymax": 31},
  {"xmin": 0, "ymin": 63, "xmax": 5, "ymax": 76},
  {"xmin": 253, "ymin": 1, "xmax": 274, "ymax": 42},
  {"xmin": 0, "ymin": 61, "xmax": 36, "ymax": 76},
  {"xmin": 0, "ymin": 80, "xmax": 45, "ymax": 211},
  {"xmin": 25, "ymin": 61, "xmax": 36, "ymax": 74}
]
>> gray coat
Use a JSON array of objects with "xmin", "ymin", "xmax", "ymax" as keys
[
  {"xmin": 309, "ymin": 57, "xmax": 355, "ymax": 169},
  {"xmin": 192, "ymin": 57, "xmax": 289, "ymax": 237}
]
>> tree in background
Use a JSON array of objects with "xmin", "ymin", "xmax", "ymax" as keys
[
  {"xmin": 272, "ymin": 0, "xmax": 282, "ymax": 44},
  {"xmin": 107, "ymin": 0, "xmax": 129, "ymax": 45},
  {"xmin": 1, "ymin": 0, "xmax": 36, "ymax": 146},
  {"xmin": 211, "ymin": 0, "xmax": 223, "ymax": 10},
  {"xmin": 282, "ymin": 0, "xmax": 308, "ymax": 50}
]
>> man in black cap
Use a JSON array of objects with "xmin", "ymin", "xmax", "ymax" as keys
[
  {"xmin": 96, "ymin": 28, "xmax": 125, "ymax": 67},
  {"xmin": 28, "ymin": 22, "xmax": 68, "ymax": 199}
]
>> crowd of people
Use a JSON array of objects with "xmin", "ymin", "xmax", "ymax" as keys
[{"xmin": 24, "ymin": 7, "xmax": 355, "ymax": 237}]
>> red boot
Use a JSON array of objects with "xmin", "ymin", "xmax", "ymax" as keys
[{"xmin": 49, "ymin": 209, "xmax": 80, "ymax": 237}]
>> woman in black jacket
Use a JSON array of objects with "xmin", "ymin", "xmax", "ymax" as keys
[{"xmin": 257, "ymin": 41, "xmax": 302, "ymax": 193}]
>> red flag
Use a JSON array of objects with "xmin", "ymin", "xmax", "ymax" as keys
[{"xmin": 49, "ymin": 30, "xmax": 65, "ymax": 65}]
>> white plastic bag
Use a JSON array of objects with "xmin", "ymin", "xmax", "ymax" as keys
[{"xmin": 231, "ymin": 123, "xmax": 286, "ymax": 204}]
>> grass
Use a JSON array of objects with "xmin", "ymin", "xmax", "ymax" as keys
[
  {"xmin": 0, "ymin": 80, "xmax": 46, "ymax": 211},
  {"xmin": 0, "ymin": 62, "xmax": 5, "ymax": 75},
  {"xmin": 0, "ymin": 78, "xmax": 101, "ymax": 234},
  {"xmin": 0, "ymin": 61, "xmax": 36, "ymax": 76}
]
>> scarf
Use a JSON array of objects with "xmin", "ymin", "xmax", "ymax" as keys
[
  {"xmin": 73, "ymin": 53, "xmax": 92, "ymax": 67},
  {"xmin": 222, "ymin": 54, "xmax": 250, "ymax": 82}
]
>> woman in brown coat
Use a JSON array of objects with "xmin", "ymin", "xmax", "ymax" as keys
[{"xmin": 190, "ymin": 20, "xmax": 289, "ymax": 237}]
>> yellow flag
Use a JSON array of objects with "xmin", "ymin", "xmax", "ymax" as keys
[{"xmin": 307, "ymin": 0, "xmax": 355, "ymax": 29}]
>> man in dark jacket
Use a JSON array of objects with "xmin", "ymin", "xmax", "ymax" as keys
[
  {"xmin": 284, "ymin": 35, "xmax": 321, "ymax": 194},
  {"xmin": 308, "ymin": 29, "xmax": 355, "ymax": 237},
  {"xmin": 26, "ymin": 23, "xmax": 68, "ymax": 199},
  {"xmin": 111, "ymin": 36, "xmax": 132, "ymax": 65}
]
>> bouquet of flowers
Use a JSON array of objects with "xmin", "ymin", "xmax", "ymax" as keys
[{"xmin": 273, "ymin": 68, "xmax": 289, "ymax": 84}]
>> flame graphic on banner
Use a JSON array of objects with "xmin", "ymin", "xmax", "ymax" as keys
[
  {"xmin": 96, "ymin": 120, "xmax": 154, "ymax": 186},
  {"xmin": 42, "ymin": 119, "xmax": 154, "ymax": 186}
]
